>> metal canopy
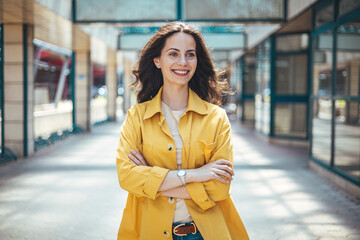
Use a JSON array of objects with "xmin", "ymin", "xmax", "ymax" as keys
[
  {"xmin": 118, "ymin": 26, "xmax": 246, "ymax": 51},
  {"xmin": 118, "ymin": 32, "xmax": 245, "ymax": 51},
  {"xmin": 71, "ymin": 0, "xmax": 284, "ymax": 64},
  {"xmin": 74, "ymin": 0, "xmax": 286, "ymax": 23}
]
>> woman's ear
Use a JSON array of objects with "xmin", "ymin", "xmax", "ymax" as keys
[{"xmin": 153, "ymin": 58, "xmax": 160, "ymax": 69}]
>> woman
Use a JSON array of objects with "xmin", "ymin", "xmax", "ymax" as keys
[{"xmin": 116, "ymin": 21, "xmax": 249, "ymax": 240}]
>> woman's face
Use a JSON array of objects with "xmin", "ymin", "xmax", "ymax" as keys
[{"xmin": 154, "ymin": 32, "xmax": 197, "ymax": 88}]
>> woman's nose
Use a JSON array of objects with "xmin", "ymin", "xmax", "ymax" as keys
[{"xmin": 178, "ymin": 55, "xmax": 187, "ymax": 65}]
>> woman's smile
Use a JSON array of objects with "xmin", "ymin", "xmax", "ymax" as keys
[{"xmin": 172, "ymin": 69, "xmax": 190, "ymax": 76}]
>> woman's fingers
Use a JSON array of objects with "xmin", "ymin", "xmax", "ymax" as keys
[
  {"xmin": 214, "ymin": 159, "xmax": 233, "ymax": 167},
  {"xmin": 129, "ymin": 149, "xmax": 149, "ymax": 166},
  {"xmin": 214, "ymin": 159, "xmax": 234, "ymax": 175},
  {"xmin": 128, "ymin": 153, "xmax": 142, "ymax": 165},
  {"xmin": 217, "ymin": 164, "xmax": 234, "ymax": 176},
  {"xmin": 212, "ymin": 172, "xmax": 229, "ymax": 184},
  {"xmin": 214, "ymin": 168, "xmax": 233, "ymax": 181}
]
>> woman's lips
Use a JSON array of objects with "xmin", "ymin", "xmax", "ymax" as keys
[{"xmin": 172, "ymin": 70, "xmax": 189, "ymax": 76}]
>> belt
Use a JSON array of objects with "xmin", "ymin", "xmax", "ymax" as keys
[{"xmin": 172, "ymin": 222, "xmax": 198, "ymax": 236}]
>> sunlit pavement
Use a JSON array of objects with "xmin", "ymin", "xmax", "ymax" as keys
[{"xmin": 0, "ymin": 120, "xmax": 359, "ymax": 240}]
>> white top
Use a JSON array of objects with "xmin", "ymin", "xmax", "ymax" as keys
[{"xmin": 161, "ymin": 101, "xmax": 192, "ymax": 223}]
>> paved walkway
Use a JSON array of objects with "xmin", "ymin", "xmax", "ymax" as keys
[{"xmin": 0, "ymin": 120, "xmax": 359, "ymax": 240}]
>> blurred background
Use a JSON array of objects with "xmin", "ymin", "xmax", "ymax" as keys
[{"xmin": 0, "ymin": 1, "xmax": 359, "ymax": 239}]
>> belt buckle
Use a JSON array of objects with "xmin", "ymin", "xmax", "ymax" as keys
[
  {"xmin": 190, "ymin": 222, "xmax": 197, "ymax": 235},
  {"xmin": 173, "ymin": 223, "xmax": 187, "ymax": 236}
]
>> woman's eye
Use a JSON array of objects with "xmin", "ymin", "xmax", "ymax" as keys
[
  {"xmin": 187, "ymin": 52, "xmax": 195, "ymax": 57},
  {"xmin": 169, "ymin": 52, "xmax": 178, "ymax": 57}
]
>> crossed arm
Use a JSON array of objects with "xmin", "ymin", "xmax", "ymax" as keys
[{"xmin": 128, "ymin": 148, "xmax": 234, "ymax": 199}]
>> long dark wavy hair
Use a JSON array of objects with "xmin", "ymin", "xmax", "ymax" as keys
[{"xmin": 131, "ymin": 21, "xmax": 229, "ymax": 105}]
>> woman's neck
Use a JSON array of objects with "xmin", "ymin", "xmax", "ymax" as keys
[{"xmin": 161, "ymin": 84, "xmax": 189, "ymax": 111}]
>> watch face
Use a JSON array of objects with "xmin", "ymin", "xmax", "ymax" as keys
[{"xmin": 178, "ymin": 169, "xmax": 186, "ymax": 177}]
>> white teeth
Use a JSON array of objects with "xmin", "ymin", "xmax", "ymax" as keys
[{"xmin": 173, "ymin": 70, "xmax": 188, "ymax": 74}]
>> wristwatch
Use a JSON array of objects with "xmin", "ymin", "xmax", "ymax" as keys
[{"xmin": 177, "ymin": 169, "xmax": 187, "ymax": 185}]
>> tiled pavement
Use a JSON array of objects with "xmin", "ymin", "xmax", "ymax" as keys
[{"xmin": 0, "ymin": 120, "xmax": 359, "ymax": 240}]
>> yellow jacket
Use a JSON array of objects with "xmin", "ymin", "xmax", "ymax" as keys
[{"xmin": 116, "ymin": 87, "xmax": 249, "ymax": 240}]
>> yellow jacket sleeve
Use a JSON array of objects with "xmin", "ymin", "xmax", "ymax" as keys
[
  {"xmin": 186, "ymin": 111, "xmax": 232, "ymax": 211},
  {"xmin": 116, "ymin": 108, "xmax": 169, "ymax": 200}
]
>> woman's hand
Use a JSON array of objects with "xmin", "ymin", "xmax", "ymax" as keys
[
  {"xmin": 128, "ymin": 149, "xmax": 149, "ymax": 166},
  {"xmin": 188, "ymin": 159, "xmax": 234, "ymax": 184}
]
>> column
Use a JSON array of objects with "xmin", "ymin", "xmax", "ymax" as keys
[
  {"xmin": 3, "ymin": 24, "xmax": 34, "ymax": 157},
  {"xmin": 107, "ymin": 48, "xmax": 117, "ymax": 121},
  {"xmin": 75, "ymin": 50, "xmax": 91, "ymax": 131}
]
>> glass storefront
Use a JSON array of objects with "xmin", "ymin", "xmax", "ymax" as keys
[
  {"xmin": 312, "ymin": 98, "xmax": 332, "ymax": 164},
  {"xmin": 239, "ymin": 53, "xmax": 255, "ymax": 122},
  {"xmin": 311, "ymin": 0, "xmax": 360, "ymax": 183},
  {"xmin": 244, "ymin": 55, "xmax": 256, "ymax": 96},
  {"xmin": 33, "ymin": 44, "xmax": 73, "ymax": 139},
  {"xmin": 254, "ymin": 33, "xmax": 309, "ymax": 138},
  {"xmin": 274, "ymin": 33, "xmax": 309, "ymax": 138},
  {"xmin": 335, "ymin": 19, "xmax": 360, "ymax": 97},
  {"xmin": 334, "ymin": 100, "xmax": 360, "ymax": 178},
  {"xmin": 333, "ymin": 16, "xmax": 360, "ymax": 179},
  {"xmin": 116, "ymin": 70, "xmax": 124, "ymax": 119},
  {"xmin": 275, "ymin": 54, "xmax": 308, "ymax": 95},
  {"xmin": 255, "ymin": 40, "xmax": 271, "ymax": 134},
  {"xmin": 313, "ymin": 31, "xmax": 333, "ymax": 97},
  {"xmin": 275, "ymin": 103, "xmax": 307, "ymax": 137},
  {"xmin": 312, "ymin": 30, "xmax": 333, "ymax": 163},
  {"xmin": 91, "ymin": 62, "xmax": 108, "ymax": 124}
]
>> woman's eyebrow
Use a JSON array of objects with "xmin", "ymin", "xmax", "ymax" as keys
[
  {"xmin": 165, "ymin": 48, "xmax": 196, "ymax": 52},
  {"xmin": 166, "ymin": 48, "xmax": 180, "ymax": 52}
]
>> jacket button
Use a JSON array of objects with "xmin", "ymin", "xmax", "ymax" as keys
[
  {"xmin": 164, "ymin": 231, "xmax": 170, "ymax": 238},
  {"xmin": 168, "ymin": 143, "xmax": 174, "ymax": 151},
  {"xmin": 168, "ymin": 197, "xmax": 174, "ymax": 204}
]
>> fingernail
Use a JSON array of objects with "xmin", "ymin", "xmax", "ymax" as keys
[
  {"xmin": 130, "ymin": 149, "xmax": 135, "ymax": 153},
  {"xmin": 128, "ymin": 154, "xmax": 132, "ymax": 158}
]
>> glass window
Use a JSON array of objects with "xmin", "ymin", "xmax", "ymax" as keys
[
  {"xmin": 334, "ymin": 100, "xmax": 360, "ymax": 179},
  {"xmin": 243, "ymin": 99, "xmax": 255, "ymax": 121},
  {"xmin": 339, "ymin": 0, "xmax": 360, "ymax": 16},
  {"xmin": 91, "ymin": 63, "xmax": 108, "ymax": 124},
  {"xmin": 312, "ymin": 99, "xmax": 332, "ymax": 164},
  {"xmin": 335, "ymin": 18, "xmax": 360, "ymax": 96},
  {"xmin": 33, "ymin": 46, "xmax": 73, "ymax": 138},
  {"xmin": 276, "ymin": 34, "xmax": 309, "ymax": 52},
  {"xmin": 255, "ymin": 96, "xmax": 270, "ymax": 134},
  {"xmin": 255, "ymin": 40, "xmax": 271, "ymax": 135},
  {"xmin": 256, "ymin": 40, "xmax": 271, "ymax": 95},
  {"xmin": 116, "ymin": 70, "xmax": 124, "ymax": 119},
  {"xmin": 262, "ymin": 101, "xmax": 271, "ymax": 134},
  {"xmin": 276, "ymin": 54, "xmax": 308, "ymax": 95},
  {"xmin": 315, "ymin": 2, "xmax": 333, "ymax": 28},
  {"xmin": 255, "ymin": 96, "xmax": 262, "ymax": 131},
  {"xmin": 244, "ymin": 54, "xmax": 256, "ymax": 94},
  {"xmin": 313, "ymin": 31, "xmax": 333, "ymax": 96},
  {"xmin": 275, "ymin": 103, "xmax": 307, "ymax": 137}
]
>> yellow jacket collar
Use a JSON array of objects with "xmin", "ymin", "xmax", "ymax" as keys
[{"xmin": 143, "ymin": 86, "xmax": 208, "ymax": 120}]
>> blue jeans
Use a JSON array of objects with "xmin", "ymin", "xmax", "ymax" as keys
[{"xmin": 172, "ymin": 221, "xmax": 204, "ymax": 240}]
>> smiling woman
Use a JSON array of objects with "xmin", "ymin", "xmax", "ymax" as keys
[{"xmin": 116, "ymin": 21, "xmax": 249, "ymax": 240}]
